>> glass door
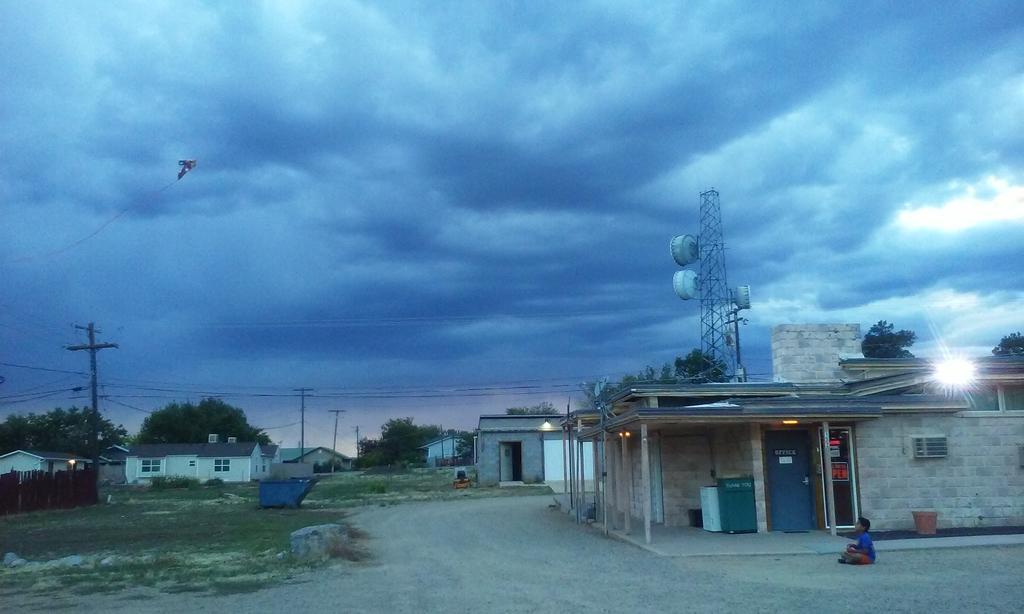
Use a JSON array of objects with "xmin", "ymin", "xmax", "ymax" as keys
[{"xmin": 818, "ymin": 427, "xmax": 858, "ymax": 529}]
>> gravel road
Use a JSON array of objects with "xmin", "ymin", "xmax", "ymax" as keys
[{"xmin": 10, "ymin": 494, "xmax": 1024, "ymax": 613}]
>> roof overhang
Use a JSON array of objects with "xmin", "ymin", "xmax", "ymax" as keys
[{"xmin": 578, "ymin": 402, "xmax": 884, "ymax": 439}]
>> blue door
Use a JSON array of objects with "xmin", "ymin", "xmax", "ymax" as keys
[{"xmin": 765, "ymin": 430, "xmax": 815, "ymax": 531}]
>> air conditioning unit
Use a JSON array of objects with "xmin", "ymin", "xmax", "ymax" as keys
[
  {"xmin": 227, "ymin": 437, "xmax": 237, "ymax": 443},
  {"xmin": 208, "ymin": 434, "xmax": 218, "ymax": 443},
  {"xmin": 912, "ymin": 436, "xmax": 948, "ymax": 458}
]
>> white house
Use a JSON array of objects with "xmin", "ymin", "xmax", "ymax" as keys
[
  {"xmin": 124, "ymin": 441, "xmax": 269, "ymax": 484},
  {"xmin": 0, "ymin": 450, "xmax": 92, "ymax": 475}
]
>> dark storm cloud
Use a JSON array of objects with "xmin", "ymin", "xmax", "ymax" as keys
[{"xmin": 2, "ymin": 1, "xmax": 1023, "ymax": 443}]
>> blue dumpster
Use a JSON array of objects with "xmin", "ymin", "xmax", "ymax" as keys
[{"xmin": 259, "ymin": 479, "xmax": 316, "ymax": 509}]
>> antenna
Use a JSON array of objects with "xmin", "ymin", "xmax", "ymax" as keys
[{"xmin": 670, "ymin": 189, "xmax": 751, "ymax": 381}]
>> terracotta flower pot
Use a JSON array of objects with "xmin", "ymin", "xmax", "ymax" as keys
[{"xmin": 912, "ymin": 511, "xmax": 938, "ymax": 535}]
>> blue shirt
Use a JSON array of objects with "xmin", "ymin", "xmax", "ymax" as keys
[{"xmin": 856, "ymin": 532, "xmax": 876, "ymax": 561}]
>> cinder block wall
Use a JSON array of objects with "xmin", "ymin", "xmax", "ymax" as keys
[
  {"xmin": 649, "ymin": 433, "xmax": 714, "ymax": 526},
  {"xmin": 626, "ymin": 427, "xmax": 767, "ymax": 529},
  {"xmin": 476, "ymin": 432, "xmax": 546, "ymax": 486},
  {"xmin": 712, "ymin": 424, "xmax": 767, "ymax": 532},
  {"xmin": 856, "ymin": 414, "xmax": 1024, "ymax": 530},
  {"xmin": 713, "ymin": 426, "xmax": 752, "ymax": 476},
  {"xmin": 772, "ymin": 324, "xmax": 862, "ymax": 383}
]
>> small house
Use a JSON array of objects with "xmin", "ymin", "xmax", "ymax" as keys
[
  {"xmin": 279, "ymin": 446, "xmax": 353, "ymax": 471},
  {"xmin": 476, "ymin": 414, "xmax": 594, "ymax": 488},
  {"xmin": 124, "ymin": 438, "xmax": 269, "ymax": 484},
  {"xmin": 0, "ymin": 450, "xmax": 92, "ymax": 475}
]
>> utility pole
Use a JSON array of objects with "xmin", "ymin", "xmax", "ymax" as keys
[
  {"xmin": 328, "ymin": 409, "xmax": 346, "ymax": 473},
  {"xmin": 66, "ymin": 323, "xmax": 118, "ymax": 496},
  {"xmin": 293, "ymin": 388, "xmax": 313, "ymax": 459},
  {"xmin": 354, "ymin": 425, "xmax": 360, "ymax": 460}
]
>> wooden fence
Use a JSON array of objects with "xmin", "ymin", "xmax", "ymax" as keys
[{"xmin": 0, "ymin": 469, "xmax": 97, "ymax": 515}]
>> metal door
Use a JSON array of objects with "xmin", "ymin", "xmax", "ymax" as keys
[{"xmin": 764, "ymin": 430, "xmax": 814, "ymax": 531}]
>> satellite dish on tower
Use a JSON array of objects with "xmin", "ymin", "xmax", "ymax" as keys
[
  {"xmin": 670, "ymin": 234, "xmax": 699, "ymax": 267},
  {"xmin": 733, "ymin": 285, "xmax": 751, "ymax": 310},
  {"xmin": 673, "ymin": 269, "xmax": 698, "ymax": 300}
]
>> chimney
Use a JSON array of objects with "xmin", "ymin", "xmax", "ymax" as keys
[
  {"xmin": 208, "ymin": 434, "xmax": 219, "ymax": 443},
  {"xmin": 771, "ymin": 324, "xmax": 863, "ymax": 383},
  {"xmin": 227, "ymin": 436, "xmax": 237, "ymax": 443}
]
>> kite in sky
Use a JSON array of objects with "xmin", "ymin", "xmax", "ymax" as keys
[{"xmin": 177, "ymin": 159, "xmax": 197, "ymax": 180}]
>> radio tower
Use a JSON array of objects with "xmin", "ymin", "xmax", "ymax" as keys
[
  {"xmin": 697, "ymin": 189, "xmax": 736, "ymax": 379},
  {"xmin": 671, "ymin": 189, "xmax": 750, "ymax": 381}
]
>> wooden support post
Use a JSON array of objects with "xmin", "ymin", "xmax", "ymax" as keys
[
  {"xmin": 598, "ymin": 431, "xmax": 606, "ymax": 532},
  {"xmin": 823, "ymin": 421, "xmax": 838, "ymax": 537},
  {"xmin": 592, "ymin": 435, "xmax": 601, "ymax": 527},
  {"xmin": 641, "ymin": 423, "xmax": 652, "ymax": 544},
  {"xmin": 577, "ymin": 439, "xmax": 585, "ymax": 518},
  {"xmin": 607, "ymin": 433, "xmax": 618, "ymax": 529},
  {"xmin": 621, "ymin": 432, "xmax": 631, "ymax": 534},
  {"xmin": 562, "ymin": 425, "xmax": 568, "ymax": 494}
]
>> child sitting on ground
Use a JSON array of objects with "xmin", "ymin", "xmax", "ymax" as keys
[{"xmin": 839, "ymin": 516, "xmax": 876, "ymax": 565}]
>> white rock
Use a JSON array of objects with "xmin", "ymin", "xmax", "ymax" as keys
[
  {"xmin": 3, "ymin": 552, "xmax": 21, "ymax": 566},
  {"xmin": 289, "ymin": 524, "xmax": 348, "ymax": 560},
  {"xmin": 56, "ymin": 555, "xmax": 84, "ymax": 567},
  {"xmin": 99, "ymin": 556, "xmax": 118, "ymax": 567}
]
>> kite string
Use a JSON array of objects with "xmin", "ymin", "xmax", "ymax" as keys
[{"xmin": 6, "ymin": 179, "xmax": 180, "ymax": 264}]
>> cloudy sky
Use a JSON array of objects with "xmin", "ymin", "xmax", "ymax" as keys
[{"xmin": 2, "ymin": 1, "xmax": 1022, "ymax": 454}]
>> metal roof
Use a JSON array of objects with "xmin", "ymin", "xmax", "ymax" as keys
[
  {"xmin": 0, "ymin": 449, "xmax": 92, "ymax": 462},
  {"xmin": 127, "ymin": 442, "xmax": 260, "ymax": 458}
]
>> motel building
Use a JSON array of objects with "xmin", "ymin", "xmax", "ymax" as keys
[{"xmin": 572, "ymin": 324, "xmax": 1024, "ymax": 542}]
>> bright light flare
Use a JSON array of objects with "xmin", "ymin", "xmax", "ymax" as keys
[{"xmin": 933, "ymin": 358, "xmax": 976, "ymax": 388}]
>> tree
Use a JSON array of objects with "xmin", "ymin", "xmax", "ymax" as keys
[
  {"xmin": 0, "ymin": 407, "xmax": 127, "ymax": 457},
  {"xmin": 136, "ymin": 398, "xmax": 270, "ymax": 445},
  {"xmin": 674, "ymin": 349, "xmax": 728, "ymax": 383},
  {"xmin": 355, "ymin": 417, "xmax": 442, "ymax": 468},
  {"xmin": 861, "ymin": 320, "xmax": 917, "ymax": 358},
  {"xmin": 993, "ymin": 332, "xmax": 1024, "ymax": 356},
  {"xmin": 506, "ymin": 401, "xmax": 558, "ymax": 415},
  {"xmin": 579, "ymin": 349, "xmax": 729, "ymax": 409},
  {"xmin": 454, "ymin": 431, "xmax": 474, "ymax": 458}
]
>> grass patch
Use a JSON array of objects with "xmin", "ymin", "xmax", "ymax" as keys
[{"xmin": 0, "ymin": 467, "xmax": 548, "ymax": 599}]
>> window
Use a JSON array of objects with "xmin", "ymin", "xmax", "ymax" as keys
[
  {"xmin": 912, "ymin": 436, "xmax": 948, "ymax": 458},
  {"xmin": 214, "ymin": 459, "xmax": 230, "ymax": 472},
  {"xmin": 1003, "ymin": 386, "xmax": 1024, "ymax": 411},
  {"xmin": 966, "ymin": 387, "xmax": 999, "ymax": 411},
  {"xmin": 188, "ymin": 460, "xmax": 196, "ymax": 467},
  {"xmin": 140, "ymin": 459, "xmax": 162, "ymax": 473}
]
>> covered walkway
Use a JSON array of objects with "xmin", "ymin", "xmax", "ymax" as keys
[{"xmin": 608, "ymin": 524, "xmax": 849, "ymax": 557}]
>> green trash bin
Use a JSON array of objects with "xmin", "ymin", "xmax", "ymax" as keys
[{"xmin": 717, "ymin": 477, "xmax": 757, "ymax": 534}]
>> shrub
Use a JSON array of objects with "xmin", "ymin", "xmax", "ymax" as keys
[
  {"xmin": 150, "ymin": 476, "xmax": 200, "ymax": 490},
  {"xmin": 205, "ymin": 478, "xmax": 224, "ymax": 487}
]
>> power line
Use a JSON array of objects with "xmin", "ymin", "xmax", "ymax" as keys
[
  {"xmin": 0, "ymin": 386, "xmax": 85, "ymax": 400},
  {"xmin": 259, "ymin": 421, "xmax": 300, "ymax": 430},
  {"xmin": 0, "ymin": 388, "xmax": 80, "ymax": 407},
  {"xmin": 102, "ymin": 397, "xmax": 154, "ymax": 414},
  {"xmin": 197, "ymin": 307, "xmax": 673, "ymax": 329},
  {"xmin": 0, "ymin": 361, "xmax": 88, "ymax": 375}
]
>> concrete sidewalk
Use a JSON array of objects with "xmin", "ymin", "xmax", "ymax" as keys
[
  {"xmin": 554, "ymin": 495, "xmax": 1024, "ymax": 557},
  {"xmin": 875, "ymin": 533, "xmax": 1024, "ymax": 551}
]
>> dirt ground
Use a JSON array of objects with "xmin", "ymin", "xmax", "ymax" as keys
[{"xmin": 6, "ymin": 494, "xmax": 1024, "ymax": 613}]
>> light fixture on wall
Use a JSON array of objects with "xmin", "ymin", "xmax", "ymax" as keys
[{"xmin": 782, "ymin": 419, "xmax": 799, "ymax": 425}]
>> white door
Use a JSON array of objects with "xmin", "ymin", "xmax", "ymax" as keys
[
  {"xmin": 500, "ymin": 444, "xmax": 513, "ymax": 481},
  {"xmin": 543, "ymin": 438, "xmax": 564, "ymax": 486}
]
